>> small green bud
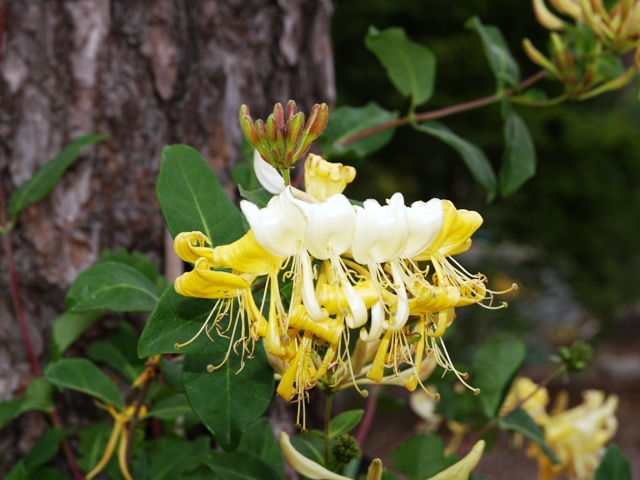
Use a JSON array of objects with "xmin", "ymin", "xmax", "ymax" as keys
[
  {"xmin": 332, "ymin": 434, "xmax": 361, "ymax": 464},
  {"xmin": 557, "ymin": 340, "xmax": 593, "ymax": 373},
  {"xmin": 286, "ymin": 99, "xmax": 297, "ymax": 120}
]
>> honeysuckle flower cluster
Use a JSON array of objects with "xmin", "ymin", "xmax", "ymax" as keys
[
  {"xmin": 504, "ymin": 378, "xmax": 619, "ymax": 480},
  {"xmin": 171, "ymin": 102, "xmax": 513, "ymax": 429}
]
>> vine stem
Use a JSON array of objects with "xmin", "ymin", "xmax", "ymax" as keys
[
  {"xmin": 456, "ymin": 364, "xmax": 567, "ymax": 456},
  {"xmin": 337, "ymin": 70, "xmax": 547, "ymax": 147},
  {"xmin": 126, "ymin": 378, "xmax": 152, "ymax": 471},
  {"xmin": 355, "ymin": 385, "xmax": 380, "ymax": 446},
  {"xmin": 324, "ymin": 392, "xmax": 334, "ymax": 465},
  {"xmin": 0, "ymin": 158, "xmax": 84, "ymax": 480}
]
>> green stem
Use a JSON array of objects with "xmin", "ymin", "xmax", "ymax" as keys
[
  {"xmin": 338, "ymin": 70, "xmax": 547, "ymax": 147},
  {"xmin": 324, "ymin": 392, "xmax": 334, "ymax": 465},
  {"xmin": 282, "ymin": 168, "xmax": 291, "ymax": 186}
]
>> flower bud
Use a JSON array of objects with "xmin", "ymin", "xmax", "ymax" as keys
[{"xmin": 332, "ymin": 434, "xmax": 362, "ymax": 464}]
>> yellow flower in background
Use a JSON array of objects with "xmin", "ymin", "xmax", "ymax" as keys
[
  {"xmin": 501, "ymin": 377, "xmax": 550, "ymax": 422},
  {"xmin": 531, "ymin": 390, "xmax": 618, "ymax": 480}
]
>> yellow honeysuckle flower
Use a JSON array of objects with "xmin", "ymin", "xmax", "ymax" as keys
[
  {"xmin": 427, "ymin": 440, "xmax": 485, "ymax": 480},
  {"xmin": 501, "ymin": 377, "xmax": 550, "ymax": 421},
  {"xmin": 304, "ymin": 153, "xmax": 356, "ymax": 202},
  {"xmin": 131, "ymin": 355, "xmax": 161, "ymax": 389},
  {"xmin": 279, "ymin": 431, "xmax": 352, "ymax": 480},
  {"xmin": 86, "ymin": 404, "xmax": 148, "ymax": 480},
  {"xmin": 530, "ymin": 390, "xmax": 618, "ymax": 480}
]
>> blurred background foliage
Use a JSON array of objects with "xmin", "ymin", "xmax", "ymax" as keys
[{"xmin": 331, "ymin": 0, "xmax": 640, "ymax": 335}]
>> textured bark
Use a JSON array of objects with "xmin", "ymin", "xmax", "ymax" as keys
[{"xmin": 0, "ymin": 0, "xmax": 334, "ymax": 471}]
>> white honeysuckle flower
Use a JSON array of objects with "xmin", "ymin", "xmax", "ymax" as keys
[
  {"xmin": 253, "ymin": 149, "xmax": 286, "ymax": 194},
  {"xmin": 352, "ymin": 193, "xmax": 412, "ymax": 336},
  {"xmin": 402, "ymin": 198, "xmax": 444, "ymax": 258},
  {"xmin": 291, "ymin": 193, "xmax": 367, "ymax": 328},
  {"xmin": 241, "ymin": 187, "xmax": 326, "ymax": 322},
  {"xmin": 279, "ymin": 432, "xmax": 351, "ymax": 480},
  {"xmin": 240, "ymin": 187, "xmax": 305, "ymax": 258},
  {"xmin": 351, "ymin": 193, "xmax": 408, "ymax": 264}
]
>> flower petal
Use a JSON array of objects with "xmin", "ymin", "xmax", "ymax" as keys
[
  {"xmin": 240, "ymin": 187, "xmax": 306, "ymax": 257},
  {"xmin": 402, "ymin": 198, "xmax": 443, "ymax": 258},
  {"xmin": 304, "ymin": 153, "xmax": 356, "ymax": 202},
  {"xmin": 279, "ymin": 432, "xmax": 352, "ymax": 480},
  {"xmin": 254, "ymin": 149, "xmax": 285, "ymax": 194}
]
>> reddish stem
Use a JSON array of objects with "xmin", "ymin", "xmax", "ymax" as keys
[
  {"xmin": 355, "ymin": 385, "xmax": 380, "ymax": 445},
  {"xmin": 338, "ymin": 70, "xmax": 547, "ymax": 147}
]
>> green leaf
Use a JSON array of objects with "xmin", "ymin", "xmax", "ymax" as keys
[
  {"xmin": 473, "ymin": 336, "xmax": 525, "ymax": 418},
  {"xmin": 160, "ymin": 357, "xmax": 184, "ymax": 392},
  {"xmin": 66, "ymin": 262, "xmax": 162, "ymax": 313},
  {"xmin": 157, "ymin": 144, "xmax": 244, "ymax": 244},
  {"xmin": 0, "ymin": 398, "xmax": 22, "ymax": 429},
  {"xmin": 465, "ymin": 16, "xmax": 520, "ymax": 89},
  {"xmin": 232, "ymin": 141, "xmax": 261, "ymax": 192},
  {"xmin": 365, "ymin": 26, "xmax": 436, "ymax": 106},
  {"xmin": 238, "ymin": 185, "xmax": 273, "ymax": 209},
  {"xmin": 44, "ymin": 359, "xmax": 122, "ymax": 408},
  {"xmin": 100, "ymin": 248, "xmax": 166, "ymax": 288},
  {"xmin": 500, "ymin": 105, "xmax": 536, "ymax": 196},
  {"xmin": 50, "ymin": 310, "xmax": 102, "ymax": 361},
  {"xmin": 23, "ymin": 428, "xmax": 70, "ymax": 469},
  {"xmin": 9, "ymin": 134, "xmax": 108, "ymax": 218},
  {"xmin": 182, "ymin": 341, "xmax": 274, "ymax": 452},
  {"xmin": 147, "ymin": 394, "xmax": 193, "ymax": 420},
  {"xmin": 594, "ymin": 444, "xmax": 631, "ymax": 480},
  {"xmin": 318, "ymin": 102, "xmax": 399, "ymax": 158},
  {"xmin": 149, "ymin": 437, "xmax": 210, "ymax": 480},
  {"xmin": 290, "ymin": 433, "xmax": 333, "ymax": 466},
  {"xmin": 20, "ymin": 378, "xmax": 55, "ymax": 414},
  {"xmin": 76, "ymin": 421, "xmax": 112, "ymax": 473},
  {"xmin": 237, "ymin": 418, "xmax": 284, "ymax": 478},
  {"xmin": 87, "ymin": 339, "xmax": 143, "ymax": 383},
  {"xmin": 201, "ymin": 451, "xmax": 280, "ymax": 480},
  {"xmin": 414, "ymin": 121, "xmax": 497, "ymax": 200},
  {"xmin": 328, "ymin": 409, "xmax": 364, "ymax": 439},
  {"xmin": 391, "ymin": 433, "xmax": 445, "ymax": 480},
  {"xmin": 5, "ymin": 461, "xmax": 28, "ymax": 480},
  {"xmin": 138, "ymin": 285, "xmax": 231, "ymax": 357},
  {"xmin": 500, "ymin": 408, "xmax": 559, "ymax": 464},
  {"xmin": 28, "ymin": 467, "xmax": 67, "ymax": 480}
]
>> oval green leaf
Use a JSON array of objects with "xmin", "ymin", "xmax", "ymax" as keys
[
  {"xmin": 182, "ymin": 341, "xmax": 274, "ymax": 452},
  {"xmin": 237, "ymin": 418, "xmax": 284, "ymax": 478},
  {"xmin": 44, "ymin": 359, "xmax": 122, "ymax": 408},
  {"xmin": 328, "ymin": 409, "xmax": 364, "ymax": 439},
  {"xmin": 365, "ymin": 27, "xmax": 436, "ymax": 107},
  {"xmin": 50, "ymin": 310, "xmax": 102, "ymax": 361},
  {"xmin": 594, "ymin": 444, "xmax": 631, "ymax": 480},
  {"xmin": 201, "ymin": 451, "xmax": 280, "ymax": 480},
  {"xmin": 472, "ymin": 335, "xmax": 526, "ymax": 418},
  {"xmin": 9, "ymin": 134, "xmax": 108, "ymax": 218},
  {"xmin": 391, "ymin": 433, "xmax": 445, "ymax": 480},
  {"xmin": 157, "ymin": 144, "xmax": 244, "ymax": 244},
  {"xmin": 138, "ymin": 285, "xmax": 231, "ymax": 357},
  {"xmin": 66, "ymin": 262, "xmax": 162, "ymax": 313},
  {"xmin": 500, "ymin": 106, "xmax": 536, "ymax": 196}
]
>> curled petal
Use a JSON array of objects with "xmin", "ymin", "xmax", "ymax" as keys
[
  {"xmin": 352, "ymin": 193, "xmax": 408, "ymax": 264},
  {"xmin": 288, "ymin": 305, "xmax": 344, "ymax": 344},
  {"xmin": 304, "ymin": 153, "xmax": 356, "ymax": 202},
  {"xmin": 416, "ymin": 200, "xmax": 483, "ymax": 259},
  {"xmin": 360, "ymin": 300, "xmax": 385, "ymax": 342},
  {"xmin": 174, "ymin": 231, "xmax": 213, "ymax": 264},
  {"xmin": 210, "ymin": 230, "xmax": 283, "ymax": 275},
  {"xmin": 175, "ymin": 258, "xmax": 250, "ymax": 298},
  {"xmin": 240, "ymin": 187, "xmax": 306, "ymax": 258},
  {"xmin": 253, "ymin": 149, "xmax": 286, "ymax": 194},
  {"xmin": 279, "ymin": 432, "xmax": 352, "ymax": 480}
]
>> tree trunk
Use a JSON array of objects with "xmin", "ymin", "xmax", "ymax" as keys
[{"xmin": 0, "ymin": 0, "xmax": 334, "ymax": 472}]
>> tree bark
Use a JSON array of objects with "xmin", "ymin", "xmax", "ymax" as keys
[{"xmin": 0, "ymin": 0, "xmax": 334, "ymax": 472}]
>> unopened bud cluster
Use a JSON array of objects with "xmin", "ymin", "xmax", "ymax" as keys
[
  {"xmin": 239, "ymin": 101, "xmax": 329, "ymax": 171},
  {"xmin": 332, "ymin": 434, "xmax": 361, "ymax": 464},
  {"xmin": 557, "ymin": 340, "xmax": 593, "ymax": 372}
]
